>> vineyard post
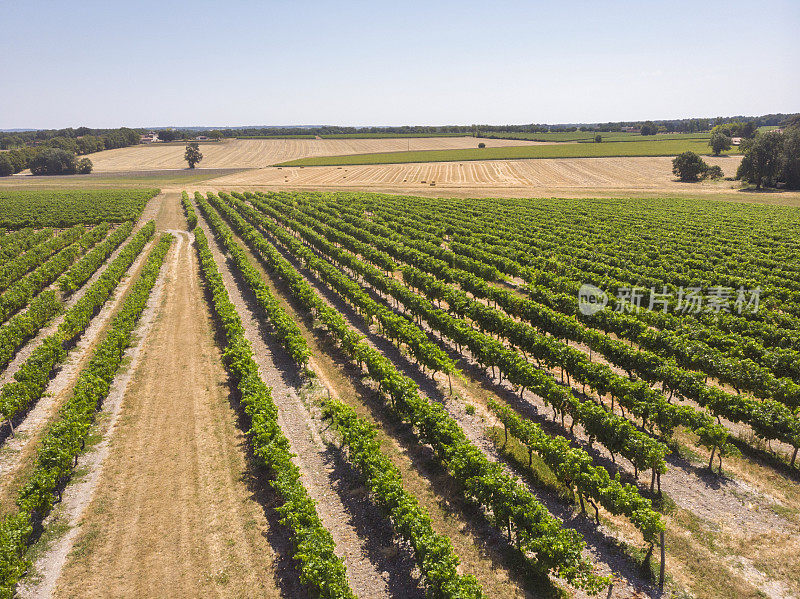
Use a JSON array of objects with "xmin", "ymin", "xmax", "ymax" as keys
[
  {"xmin": 659, "ymin": 530, "xmax": 666, "ymax": 590},
  {"xmin": 6, "ymin": 417, "xmax": 14, "ymax": 437},
  {"xmin": 792, "ymin": 446, "xmax": 798, "ymax": 468}
]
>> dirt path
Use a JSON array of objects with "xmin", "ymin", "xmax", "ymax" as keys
[
  {"xmin": 194, "ymin": 206, "xmax": 424, "ymax": 599},
  {"xmin": 51, "ymin": 228, "xmax": 286, "ymax": 599},
  {"xmin": 16, "ymin": 232, "xmax": 173, "ymax": 598}
]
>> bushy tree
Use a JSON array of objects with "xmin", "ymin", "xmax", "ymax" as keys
[
  {"xmin": 737, "ymin": 132, "xmax": 783, "ymax": 189},
  {"xmin": 158, "ymin": 129, "xmax": 183, "ymax": 142},
  {"xmin": 595, "ymin": 134, "xmax": 602, "ymax": 143},
  {"xmin": 29, "ymin": 148, "xmax": 77, "ymax": 175},
  {"xmin": 0, "ymin": 136, "xmax": 23, "ymax": 150},
  {"xmin": 44, "ymin": 136, "xmax": 78, "ymax": 153},
  {"xmin": 184, "ymin": 142, "xmax": 203, "ymax": 168},
  {"xmin": 709, "ymin": 131, "xmax": 732, "ymax": 156},
  {"xmin": 478, "ymin": 142, "xmax": 486, "ymax": 148},
  {"xmin": 76, "ymin": 135, "xmax": 105, "ymax": 155},
  {"xmin": 6, "ymin": 147, "xmax": 35, "ymax": 173},
  {"xmin": 703, "ymin": 165, "xmax": 724, "ymax": 179},
  {"xmin": 640, "ymin": 121, "xmax": 658, "ymax": 135},
  {"xmin": 76, "ymin": 157, "xmax": 93, "ymax": 174},
  {"xmin": 781, "ymin": 127, "xmax": 800, "ymax": 189},
  {"xmin": 672, "ymin": 151, "xmax": 708, "ymax": 182},
  {"xmin": 741, "ymin": 121, "xmax": 757, "ymax": 138},
  {"xmin": 0, "ymin": 154, "xmax": 14, "ymax": 177}
]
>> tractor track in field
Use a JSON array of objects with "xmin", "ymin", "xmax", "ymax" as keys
[
  {"xmin": 49, "ymin": 193, "xmax": 286, "ymax": 598},
  {"xmin": 16, "ymin": 231, "xmax": 174, "ymax": 599}
]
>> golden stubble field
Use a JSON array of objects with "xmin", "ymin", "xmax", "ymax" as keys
[
  {"xmin": 194, "ymin": 155, "xmax": 748, "ymax": 199},
  {"xmin": 87, "ymin": 137, "xmax": 548, "ymax": 171}
]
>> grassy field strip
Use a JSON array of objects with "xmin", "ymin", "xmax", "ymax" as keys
[{"xmin": 278, "ymin": 139, "xmax": 738, "ymax": 167}]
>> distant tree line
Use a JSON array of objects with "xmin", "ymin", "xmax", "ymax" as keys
[
  {"xmin": 155, "ymin": 129, "xmax": 222, "ymax": 142},
  {"xmin": 211, "ymin": 113, "xmax": 797, "ymax": 138},
  {"xmin": 0, "ymin": 126, "xmax": 138, "ymax": 176}
]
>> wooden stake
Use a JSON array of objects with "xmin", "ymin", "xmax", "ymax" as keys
[{"xmin": 659, "ymin": 530, "xmax": 666, "ymax": 590}]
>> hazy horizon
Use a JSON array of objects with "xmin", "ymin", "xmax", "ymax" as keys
[{"xmin": 2, "ymin": 0, "xmax": 798, "ymax": 129}]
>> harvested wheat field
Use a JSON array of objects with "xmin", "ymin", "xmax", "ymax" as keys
[
  {"xmin": 196, "ymin": 155, "xmax": 744, "ymax": 196},
  {"xmin": 88, "ymin": 137, "xmax": 546, "ymax": 172}
]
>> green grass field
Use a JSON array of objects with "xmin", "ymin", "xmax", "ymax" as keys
[
  {"xmin": 478, "ymin": 131, "xmax": 712, "ymax": 143},
  {"xmin": 278, "ymin": 138, "xmax": 736, "ymax": 167}
]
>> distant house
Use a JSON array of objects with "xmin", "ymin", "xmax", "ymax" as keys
[
  {"xmin": 140, "ymin": 132, "xmax": 159, "ymax": 144},
  {"xmin": 195, "ymin": 135, "xmax": 210, "ymax": 141},
  {"xmin": 731, "ymin": 137, "xmax": 742, "ymax": 146},
  {"xmin": 621, "ymin": 126, "xmax": 639, "ymax": 132}
]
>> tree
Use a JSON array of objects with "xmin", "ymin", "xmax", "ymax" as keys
[
  {"xmin": 709, "ymin": 131, "xmax": 732, "ymax": 156},
  {"xmin": 595, "ymin": 135, "xmax": 602, "ymax": 143},
  {"xmin": 640, "ymin": 121, "xmax": 658, "ymax": 136},
  {"xmin": 703, "ymin": 165, "xmax": 723, "ymax": 179},
  {"xmin": 6, "ymin": 147, "xmax": 35, "ymax": 173},
  {"xmin": 0, "ymin": 154, "xmax": 14, "ymax": 177},
  {"xmin": 158, "ymin": 129, "xmax": 183, "ymax": 142},
  {"xmin": 0, "ymin": 136, "xmax": 22, "ymax": 150},
  {"xmin": 740, "ymin": 121, "xmax": 757, "ymax": 139},
  {"xmin": 44, "ymin": 136, "xmax": 78, "ymax": 153},
  {"xmin": 781, "ymin": 127, "xmax": 800, "ymax": 189},
  {"xmin": 29, "ymin": 148, "xmax": 78, "ymax": 175},
  {"xmin": 76, "ymin": 135, "xmax": 104, "ymax": 155},
  {"xmin": 478, "ymin": 142, "xmax": 486, "ymax": 148},
  {"xmin": 185, "ymin": 142, "xmax": 203, "ymax": 169},
  {"xmin": 76, "ymin": 157, "xmax": 93, "ymax": 174},
  {"xmin": 736, "ymin": 131, "xmax": 783, "ymax": 189},
  {"xmin": 672, "ymin": 151, "xmax": 708, "ymax": 182}
]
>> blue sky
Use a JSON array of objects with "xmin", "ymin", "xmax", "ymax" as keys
[{"xmin": 1, "ymin": 0, "xmax": 798, "ymax": 128}]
